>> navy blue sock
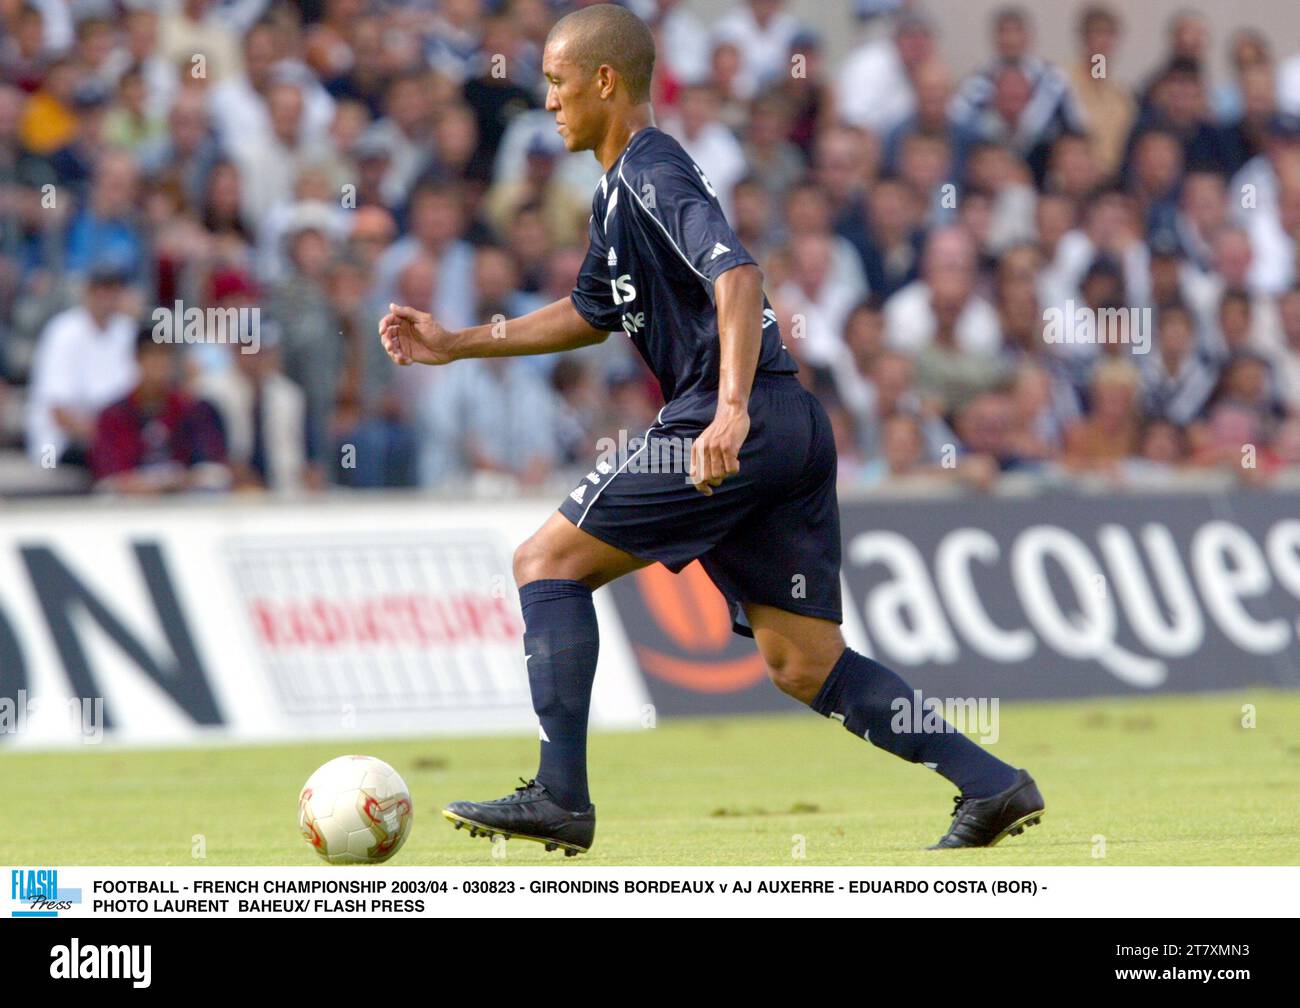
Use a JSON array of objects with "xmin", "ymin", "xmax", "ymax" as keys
[
  {"xmin": 519, "ymin": 579, "xmax": 600, "ymax": 812},
  {"xmin": 811, "ymin": 649, "xmax": 1018, "ymax": 799}
]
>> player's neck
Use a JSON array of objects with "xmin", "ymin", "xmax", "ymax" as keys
[{"xmin": 595, "ymin": 105, "xmax": 655, "ymax": 172}]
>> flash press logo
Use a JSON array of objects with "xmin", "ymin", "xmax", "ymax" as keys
[{"xmin": 10, "ymin": 869, "xmax": 81, "ymax": 917}]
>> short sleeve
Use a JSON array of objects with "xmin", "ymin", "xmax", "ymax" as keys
[
  {"xmin": 570, "ymin": 215, "xmax": 623, "ymax": 333},
  {"xmin": 623, "ymin": 158, "xmax": 756, "ymax": 284}
]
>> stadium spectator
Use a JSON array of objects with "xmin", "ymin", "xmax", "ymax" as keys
[
  {"xmin": 1187, "ymin": 352, "xmax": 1282, "ymax": 476},
  {"xmin": 423, "ymin": 0, "xmax": 487, "ymax": 87},
  {"xmin": 884, "ymin": 227, "xmax": 1001, "ymax": 356},
  {"xmin": 1141, "ymin": 301, "xmax": 1218, "ymax": 426},
  {"xmin": 949, "ymin": 6, "xmax": 1084, "ymax": 184},
  {"xmin": 654, "ymin": 0, "xmax": 710, "ymax": 92},
  {"xmin": 773, "ymin": 29, "xmax": 828, "ymax": 158},
  {"xmin": 1218, "ymin": 55, "xmax": 1277, "ymax": 178},
  {"xmin": 366, "ymin": 71, "xmax": 436, "ymax": 206},
  {"xmin": 882, "ymin": 59, "xmax": 955, "ymax": 175},
  {"xmin": 728, "ymin": 175, "xmax": 778, "ymax": 265},
  {"xmin": 1139, "ymin": 9, "xmax": 1210, "ymax": 108},
  {"xmin": 1063, "ymin": 358, "xmax": 1143, "ymax": 472},
  {"xmin": 416, "ymin": 352, "xmax": 558, "ymax": 490},
  {"xmin": 0, "ymin": 4, "xmax": 52, "ymax": 94},
  {"xmin": 64, "ymin": 147, "xmax": 145, "ymax": 280},
  {"xmin": 705, "ymin": 38, "xmax": 752, "ymax": 126},
  {"xmin": 1184, "ymin": 225, "xmax": 1282, "ymax": 356},
  {"xmin": 858, "ymin": 411, "xmax": 928, "ymax": 488},
  {"xmin": 1173, "ymin": 170, "xmax": 1227, "ymax": 272},
  {"xmin": 740, "ymin": 91, "xmax": 803, "ymax": 200},
  {"xmin": 837, "ymin": 7, "xmax": 934, "ymax": 137},
  {"xmin": 373, "ymin": 180, "xmax": 475, "ymax": 328},
  {"xmin": 461, "ymin": 13, "xmax": 539, "ymax": 183},
  {"xmin": 953, "ymin": 389, "xmax": 1035, "ymax": 473},
  {"xmin": 1128, "ymin": 58, "xmax": 1237, "ymax": 178},
  {"xmin": 1006, "ymin": 361, "xmax": 1069, "ymax": 461},
  {"xmin": 157, "ymin": 0, "xmax": 244, "ymax": 86},
  {"xmin": 1066, "ymin": 4, "xmax": 1134, "ymax": 179},
  {"xmin": 712, "ymin": 0, "xmax": 804, "ymax": 98},
  {"xmin": 1128, "ymin": 128, "xmax": 1185, "ymax": 244},
  {"xmin": 266, "ymin": 215, "xmax": 341, "ymax": 484},
  {"xmin": 912, "ymin": 282, "xmax": 1011, "ymax": 414},
  {"xmin": 662, "ymin": 83, "xmax": 747, "ymax": 220},
  {"xmin": 896, "ymin": 129, "xmax": 955, "ymax": 227},
  {"xmin": 1120, "ymin": 416, "xmax": 1187, "ymax": 483},
  {"xmin": 484, "ymin": 130, "xmax": 586, "ymax": 247},
  {"xmin": 90, "ymin": 326, "xmax": 228, "ymax": 494},
  {"xmin": 855, "ymin": 176, "xmax": 924, "ymax": 299},
  {"xmin": 25, "ymin": 262, "xmax": 137, "ymax": 468}
]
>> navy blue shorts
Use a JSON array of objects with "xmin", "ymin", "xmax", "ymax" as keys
[{"xmin": 558, "ymin": 371, "xmax": 842, "ymax": 637}]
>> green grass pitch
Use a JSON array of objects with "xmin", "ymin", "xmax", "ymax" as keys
[{"xmin": 3, "ymin": 690, "xmax": 1297, "ymax": 866}]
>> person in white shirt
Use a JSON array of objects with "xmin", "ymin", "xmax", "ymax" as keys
[
  {"xmin": 1228, "ymin": 117, "xmax": 1300, "ymax": 294},
  {"xmin": 228, "ymin": 80, "xmax": 334, "ymax": 231},
  {"xmin": 837, "ymin": 8, "xmax": 934, "ymax": 137},
  {"xmin": 1181, "ymin": 225, "xmax": 1282, "ymax": 357},
  {"xmin": 660, "ymin": 83, "xmax": 748, "ymax": 220},
  {"xmin": 776, "ymin": 232, "xmax": 866, "ymax": 368},
  {"xmin": 26, "ymin": 267, "xmax": 139, "ymax": 467},
  {"xmin": 206, "ymin": 20, "xmax": 335, "ymax": 154},
  {"xmin": 884, "ymin": 227, "xmax": 1002, "ymax": 356},
  {"xmin": 1045, "ymin": 189, "xmax": 1152, "ymax": 315},
  {"xmin": 712, "ymin": 0, "xmax": 803, "ymax": 97},
  {"xmin": 655, "ymin": 0, "xmax": 710, "ymax": 87}
]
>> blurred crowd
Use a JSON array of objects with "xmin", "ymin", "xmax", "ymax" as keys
[{"xmin": 2, "ymin": 0, "xmax": 1300, "ymax": 497}]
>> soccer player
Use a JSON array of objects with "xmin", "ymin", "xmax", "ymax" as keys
[{"xmin": 379, "ymin": 4, "xmax": 1044, "ymax": 854}]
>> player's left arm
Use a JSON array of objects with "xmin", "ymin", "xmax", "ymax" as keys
[{"xmin": 691, "ymin": 263, "xmax": 761, "ymax": 495}]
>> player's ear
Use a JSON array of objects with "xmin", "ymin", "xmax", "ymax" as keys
[{"xmin": 597, "ymin": 63, "xmax": 617, "ymax": 101}]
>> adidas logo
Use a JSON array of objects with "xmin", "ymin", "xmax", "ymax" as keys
[
  {"xmin": 710, "ymin": 242, "xmax": 730, "ymax": 260},
  {"xmin": 569, "ymin": 484, "xmax": 587, "ymax": 504},
  {"xmin": 607, "ymin": 246, "xmax": 617, "ymax": 267}
]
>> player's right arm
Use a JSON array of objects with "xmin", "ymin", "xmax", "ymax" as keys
[{"xmin": 378, "ymin": 297, "xmax": 607, "ymax": 367}]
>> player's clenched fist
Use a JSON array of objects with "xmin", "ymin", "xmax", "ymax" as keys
[
  {"xmin": 690, "ymin": 405, "xmax": 749, "ymax": 496},
  {"xmin": 378, "ymin": 303, "xmax": 458, "ymax": 366}
]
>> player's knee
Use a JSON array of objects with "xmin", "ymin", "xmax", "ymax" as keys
[
  {"xmin": 763, "ymin": 649, "xmax": 833, "ymax": 704},
  {"xmin": 513, "ymin": 535, "xmax": 554, "ymax": 586}
]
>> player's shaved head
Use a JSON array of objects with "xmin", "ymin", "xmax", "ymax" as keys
[{"xmin": 546, "ymin": 3, "xmax": 656, "ymax": 103}]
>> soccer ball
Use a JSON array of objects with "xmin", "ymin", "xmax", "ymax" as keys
[{"xmin": 298, "ymin": 755, "xmax": 413, "ymax": 864}]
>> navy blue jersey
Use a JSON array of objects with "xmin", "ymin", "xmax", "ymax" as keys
[{"xmin": 570, "ymin": 127, "xmax": 796, "ymax": 404}]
